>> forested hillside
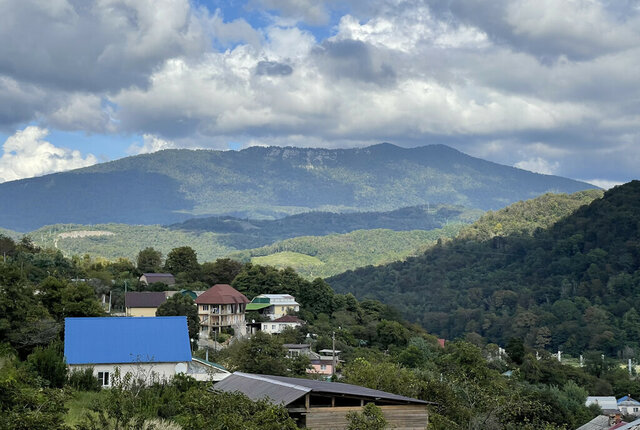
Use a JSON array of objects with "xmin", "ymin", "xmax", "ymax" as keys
[
  {"xmin": 27, "ymin": 205, "xmax": 477, "ymax": 263},
  {"xmin": 0, "ymin": 143, "xmax": 595, "ymax": 231},
  {"xmin": 229, "ymin": 225, "xmax": 463, "ymax": 278},
  {"xmin": 327, "ymin": 186, "xmax": 640, "ymax": 356}
]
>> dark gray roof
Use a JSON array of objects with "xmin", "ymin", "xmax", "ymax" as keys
[
  {"xmin": 125, "ymin": 291, "xmax": 167, "ymax": 308},
  {"xmin": 213, "ymin": 372, "xmax": 431, "ymax": 406}
]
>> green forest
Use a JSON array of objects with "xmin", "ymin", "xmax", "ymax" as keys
[
  {"xmin": 3, "ymin": 231, "xmax": 640, "ymax": 429},
  {"xmin": 328, "ymin": 184, "xmax": 639, "ymax": 358}
]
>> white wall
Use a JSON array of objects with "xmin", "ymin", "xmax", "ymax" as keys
[{"xmin": 69, "ymin": 362, "xmax": 187, "ymax": 387}]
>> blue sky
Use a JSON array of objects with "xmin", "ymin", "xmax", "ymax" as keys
[{"xmin": 1, "ymin": 0, "xmax": 639, "ymax": 188}]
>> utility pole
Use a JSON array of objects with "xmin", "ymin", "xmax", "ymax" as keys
[{"xmin": 332, "ymin": 331, "xmax": 336, "ymax": 379}]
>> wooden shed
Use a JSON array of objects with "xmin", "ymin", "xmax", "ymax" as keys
[{"xmin": 214, "ymin": 372, "xmax": 432, "ymax": 429}]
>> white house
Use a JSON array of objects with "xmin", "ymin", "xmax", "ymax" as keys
[
  {"xmin": 64, "ymin": 316, "xmax": 228, "ymax": 387},
  {"xmin": 260, "ymin": 315, "xmax": 305, "ymax": 334},
  {"xmin": 618, "ymin": 396, "xmax": 640, "ymax": 416}
]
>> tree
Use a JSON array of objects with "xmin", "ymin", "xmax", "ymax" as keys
[
  {"xmin": 506, "ymin": 337, "xmax": 526, "ymax": 365},
  {"xmin": 156, "ymin": 294, "xmax": 200, "ymax": 342},
  {"xmin": 164, "ymin": 247, "xmax": 200, "ymax": 281},
  {"xmin": 346, "ymin": 403, "xmax": 388, "ymax": 430},
  {"xmin": 298, "ymin": 278, "xmax": 334, "ymax": 316},
  {"xmin": 136, "ymin": 247, "xmax": 163, "ymax": 273},
  {"xmin": 231, "ymin": 332, "xmax": 289, "ymax": 375},
  {"xmin": 26, "ymin": 340, "xmax": 67, "ymax": 388},
  {"xmin": 201, "ymin": 258, "xmax": 244, "ymax": 285},
  {"xmin": 61, "ymin": 283, "xmax": 104, "ymax": 318},
  {"xmin": 0, "ymin": 234, "xmax": 16, "ymax": 262}
]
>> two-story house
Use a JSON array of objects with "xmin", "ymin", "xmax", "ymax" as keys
[
  {"xmin": 195, "ymin": 284, "xmax": 249, "ymax": 338},
  {"xmin": 246, "ymin": 294, "xmax": 300, "ymax": 320}
]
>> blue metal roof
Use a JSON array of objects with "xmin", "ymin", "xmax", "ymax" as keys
[{"xmin": 64, "ymin": 316, "xmax": 192, "ymax": 365}]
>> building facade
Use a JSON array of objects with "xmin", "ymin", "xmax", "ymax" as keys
[
  {"xmin": 246, "ymin": 294, "xmax": 300, "ymax": 320},
  {"xmin": 195, "ymin": 284, "xmax": 249, "ymax": 338}
]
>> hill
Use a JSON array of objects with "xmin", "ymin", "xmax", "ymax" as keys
[
  {"xmin": 228, "ymin": 225, "xmax": 464, "ymax": 278},
  {"xmin": 325, "ymin": 187, "xmax": 640, "ymax": 356},
  {"xmin": 0, "ymin": 143, "xmax": 595, "ymax": 231},
  {"xmin": 27, "ymin": 205, "xmax": 477, "ymax": 262}
]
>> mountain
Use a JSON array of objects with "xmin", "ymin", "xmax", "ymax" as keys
[
  {"xmin": 0, "ymin": 143, "xmax": 595, "ymax": 231},
  {"xmin": 325, "ymin": 186, "xmax": 640, "ymax": 355},
  {"xmin": 228, "ymin": 225, "xmax": 464, "ymax": 279}
]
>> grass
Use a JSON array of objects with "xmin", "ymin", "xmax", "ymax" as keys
[{"xmin": 64, "ymin": 390, "xmax": 107, "ymax": 426}]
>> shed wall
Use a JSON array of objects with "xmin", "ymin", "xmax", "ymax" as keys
[{"xmin": 304, "ymin": 405, "xmax": 428, "ymax": 430}]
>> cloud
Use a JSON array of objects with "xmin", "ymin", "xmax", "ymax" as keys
[
  {"xmin": 255, "ymin": 60, "xmax": 293, "ymax": 76},
  {"xmin": 249, "ymin": 0, "xmax": 330, "ymax": 25},
  {"xmin": 0, "ymin": 126, "xmax": 97, "ymax": 182},
  {"xmin": 584, "ymin": 179, "xmax": 624, "ymax": 190},
  {"xmin": 514, "ymin": 157, "xmax": 559, "ymax": 175},
  {"xmin": 127, "ymin": 134, "xmax": 177, "ymax": 155}
]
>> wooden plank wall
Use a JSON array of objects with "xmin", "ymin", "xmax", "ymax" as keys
[{"xmin": 305, "ymin": 405, "xmax": 428, "ymax": 430}]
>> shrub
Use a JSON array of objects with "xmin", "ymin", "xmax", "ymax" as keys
[{"xmin": 68, "ymin": 367, "xmax": 102, "ymax": 391}]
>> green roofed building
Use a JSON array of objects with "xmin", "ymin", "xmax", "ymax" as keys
[{"xmin": 247, "ymin": 294, "xmax": 300, "ymax": 320}]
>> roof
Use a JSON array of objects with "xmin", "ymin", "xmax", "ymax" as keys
[
  {"xmin": 140, "ymin": 273, "xmax": 175, "ymax": 284},
  {"xmin": 618, "ymin": 395, "xmax": 640, "ymax": 406},
  {"xmin": 617, "ymin": 418, "xmax": 640, "ymax": 430},
  {"xmin": 191, "ymin": 357, "xmax": 229, "ymax": 372},
  {"xmin": 214, "ymin": 372, "xmax": 432, "ymax": 406},
  {"xmin": 125, "ymin": 291, "xmax": 167, "ymax": 308},
  {"xmin": 284, "ymin": 343, "xmax": 312, "ymax": 350},
  {"xmin": 64, "ymin": 316, "xmax": 192, "ymax": 365},
  {"xmin": 587, "ymin": 396, "xmax": 619, "ymax": 411},
  {"xmin": 272, "ymin": 315, "xmax": 304, "ymax": 324},
  {"xmin": 253, "ymin": 294, "xmax": 299, "ymax": 306},
  {"xmin": 576, "ymin": 416, "xmax": 615, "ymax": 430},
  {"xmin": 195, "ymin": 284, "xmax": 249, "ymax": 305},
  {"xmin": 246, "ymin": 303, "xmax": 271, "ymax": 311}
]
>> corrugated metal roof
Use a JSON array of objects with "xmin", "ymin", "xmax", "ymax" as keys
[
  {"xmin": 618, "ymin": 395, "xmax": 640, "ymax": 406},
  {"xmin": 64, "ymin": 316, "xmax": 192, "ymax": 365},
  {"xmin": 576, "ymin": 415, "xmax": 615, "ymax": 430},
  {"xmin": 140, "ymin": 273, "xmax": 175, "ymax": 284},
  {"xmin": 214, "ymin": 372, "xmax": 431, "ymax": 406},
  {"xmin": 617, "ymin": 418, "xmax": 640, "ymax": 430},
  {"xmin": 195, "ymin": 284, "xmax": 249, "ymax": 305},
  {"xmin": 587, "ymin": 396, "xmax": 618, "ymax": 411},
  {"xmin": 125, "ymin": 291, "xmax": 167, "ymax": 308}
]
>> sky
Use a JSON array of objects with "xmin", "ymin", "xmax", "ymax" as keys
[{"xmin": 0, "ymin": 0, "xmax": 639, "ymax": 188}]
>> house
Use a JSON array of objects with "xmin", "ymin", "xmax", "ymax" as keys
[
  {"xmin": 195, "ymin": 284, "xmax": 249, "ymax": 338},
  {"xmin": 310, "ymin": 349, "xmax": 341, "ymax": 376},
  {"xmin": 285, "ymin": 343, "xmax": 313, "ymax": 358},
  {"xmin": 64, "ymin": 316, "xmax": 192, "ymax": 387},
  {"xmin": 260, "ymin": 315, "xmax": 305, "ymax": 334},
  {"xmin": 125, "ymin": 291, "xmax": 167, "ymax": 316},
  {"xmin": 246, "ymin": 294, "xmax": 300, "ymax": 320},
  {"xmin": 139, "ymin": 273, "xmax": 175, "ymax": 286},
  {"xmin": 576, "ymin": 415, "xmax": 626, "ymax": 430},
  {"xmin": 187, "ymin": 357, "xmax": 230, "ymax": 382},
  {"xmin": 618, "ymin": 396, "xmax": 640, "ymax": 416},
  {"xmin": 164, "ymin": 289, "xmax": 205, "ymax": 301},
  {"xmin": 214, "ymin": 372, "xmax": 432, "ymax": 429},
  {"xmin": 587, "ymin": 397, "xmax": 620, "ymax": 415}
]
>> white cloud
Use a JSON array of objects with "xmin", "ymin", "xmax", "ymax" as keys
[
  {"xmin": 126, "ymin": 134, "xmax": 177, "ymax": 155},
  {"xmin": 514, "ymin": 157, "xmax": 560, "ymax": 175},
  {"xmin": 583, "ymin": 179, "xmax": 624, "ymax": 189},
  {"xmin": 0, "ymin": 126, "xmax": 97, "ymax": 183}
]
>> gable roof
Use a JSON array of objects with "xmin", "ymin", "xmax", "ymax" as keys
[
  {"xmin": 618, "ymin": 395, "xmax": 640, "ymax": 406},
  {"xmin": 64, "ymin": 316, "xmax": 191, "ymax": 365},
  {"xmin": 272, "ymin": 315, "xmax": 304, "ymax": 324},
  {"xmin": 214, "ymin": 372, "xmax": 432, "ymax": 406},
  {"xmin": 195, "ymin": 284, "xmax": 249, "ymax": 305},
  {"xmin": 140, "ymin": 273, "xmax": 175, "ymax": 284},
  {"xmin": 125, "ymin": 291, "xmax": 167, "ymax": 308},
  {"xmin": 587, "ymin": 396, "xmax": 619, "ymax": 411}
]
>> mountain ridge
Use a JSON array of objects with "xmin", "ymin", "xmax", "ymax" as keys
[{"xmin": 0, "ymin": 143, "xmax": 596, "ymax": 231}]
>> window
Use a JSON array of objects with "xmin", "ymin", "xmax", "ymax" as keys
[
  {"xmin": 202, "ymin": 305, "xmax": 209, "ymax": 311},
  {"xmin": 320, "ymin": 365, "xmax": 327, "ymax": 371},
  {"xmin": 97, "ymin": 371, "xmax": 110, "ymax": 386},
  {"xmin": 272, "ymin": 325, "xmax": 276, "ymax": 330},
  {"xmin": 635, "ymin": 407, "xmax": 639, "ymax": 412}
]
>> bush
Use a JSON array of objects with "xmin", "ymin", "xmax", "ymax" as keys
[
  {"xmin": 26, "ymin": 341, "xmax": 67, "ymax": 388},
  {"xmin": 221, "ymin": 326, "xmax": 235, "ymax": 336},
  {"xmin": 68, "ymin": 367, "xmax": 102, "ymax": 391}
]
